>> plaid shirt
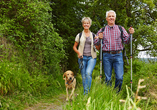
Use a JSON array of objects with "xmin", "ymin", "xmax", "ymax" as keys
[{"xmin": 94, "ymin": 24, "xmax": 131, "ymax": 51}]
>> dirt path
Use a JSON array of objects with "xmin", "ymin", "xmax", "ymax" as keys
[{"xmin": 25, "ymin": 94, "xmax": 67, "ymax": 110}]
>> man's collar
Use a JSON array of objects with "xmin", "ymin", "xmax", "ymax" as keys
[{"xmin": 107, "ymin": 24, "xmax": 116, "ymax": 29}]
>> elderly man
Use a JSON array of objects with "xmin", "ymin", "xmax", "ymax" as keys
[{"xmin": 94, "ymin": 10, "xmax": 134, "ymax": 92}]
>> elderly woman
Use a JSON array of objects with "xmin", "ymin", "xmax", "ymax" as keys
[{"xmin": 73, "ymin": 17, "xmax": 97, "ymax": 95}]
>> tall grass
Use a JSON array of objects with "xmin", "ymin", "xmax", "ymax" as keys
[
  {"xmin": 0, "ymin": 58, "xmax": 65, "ymax": 109},
  {"xmin": 63, "ymin": 78, "xmax": 150, "ymax": 110},
  {"xmin": 64, "ymin": 59, "xmax": 157, "ymax": 110},
  {"xmin": 64, "ymin": 76, "xmax": 122, "ymax": 110},
  {"xmin": 0, "ymin": 58, "xmax": 156, "ymax": 109},
  {"xmin": 0, "ymin": 59, "xmax": 32, "ymax": 95}
]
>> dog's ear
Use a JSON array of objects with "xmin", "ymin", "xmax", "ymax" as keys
[
  {"xmin": 63, "ymin": 72, "xmax": 66, "ymax": 80},
  {"xmin": 72, "ymin": 71, "xmax": 74, "ymax": 76}
]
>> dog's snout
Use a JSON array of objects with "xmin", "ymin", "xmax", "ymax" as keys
[{"xmin": 70, "ymin": 77, "xmax": 72, "ymax": 80}]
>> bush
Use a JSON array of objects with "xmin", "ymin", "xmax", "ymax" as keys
[
  {"xmin": 0, "ymin": 0, "xmax": 66, "ymax": 96},
  {"xmin": 0, "ymin": 0, "xmax": 65, "ymax": 75}
]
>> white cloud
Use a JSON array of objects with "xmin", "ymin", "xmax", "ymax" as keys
[
  {"xmin": 138, "ymin": 51, "xmax": 151, "ymax": 58},
  {"xmin": 137, "ymin": 44, "xmax": 156, "ymax": 58}
]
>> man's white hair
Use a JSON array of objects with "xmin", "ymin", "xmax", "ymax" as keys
[{"xmin": 106, "ymin": 10, "xmax": 116, "ymax": 18}]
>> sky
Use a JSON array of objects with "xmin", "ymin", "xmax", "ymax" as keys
[
  {"xmin": 138, "ymin": 51, "xmax": 151, "ymax": 58},
  {"xmin": 137, "ymin": 45, "xmax": 155, "ymax": 58}
]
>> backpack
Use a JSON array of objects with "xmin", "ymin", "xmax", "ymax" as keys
[
  {"xmin": 78, "ymin": 32, "xmax": 99, "ymax": 51},
  {"xmin": 101, "ymin": 25, "xmax": 129, "ymax": 65}
]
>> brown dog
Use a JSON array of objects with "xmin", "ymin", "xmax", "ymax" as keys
[{"xmin": 63, "ymin": 70, "xmax": 76, "ymax": 101}]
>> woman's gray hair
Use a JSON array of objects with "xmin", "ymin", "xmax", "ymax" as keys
[
  {"xmin": 81, "ymin": 17, "xmax": 92, "ymax": 25},
  {"xmin": 106, "ymin": 10, "xmax": 116, "ymax": 18}
]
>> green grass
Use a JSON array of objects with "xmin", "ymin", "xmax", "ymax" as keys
[
  {"xmin": 64, "ymin": 80, "xmax": 121, "ymax": 110},
  {"xmin": 63, "ymin": 77, "xmax": 152, "ymax": 110},
  {"xmin": 0, "ymin": 59, "xmax": 156, "ymax": 110},
  {"xmin": 63, "ymin": 59, "xmax": 157, "ymax": 110}
]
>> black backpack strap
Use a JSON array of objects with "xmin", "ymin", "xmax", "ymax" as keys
[
  {"xmin": 118, "ymin": 25, "xmax": 129, "ymax": 65},
  {"xmin": 101, "ymin": 27, "xmax": 105, "ymax": 32},
  {"xmin": 118, "ymin": 25, "xmax": 124, "ymax": 43},
  {"xmin": 78, "ymin": 32, "xmax": 82, "ymax": 46},
  {"xmin": 92, "ymin": 32, "xmax": 95, "ymax": 39},
  {"xmin": 79, "ymin": 32, "xmax": 82, "ymax": 41},
  {"xmin": 92, "ymin": 33, "xmax": 97, "ymax": 52}
]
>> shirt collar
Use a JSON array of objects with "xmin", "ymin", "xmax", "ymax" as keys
[{"xmin": 107, "ymin": 24, "xmax": 116, "ymax": 29}]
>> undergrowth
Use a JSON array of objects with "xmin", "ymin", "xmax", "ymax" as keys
[
  {"xmin": 0, "ymin": 59, "xmax": 156, "ymax": 109},
  {"xmin": 63, "ymin": 59, "xmax": 157, "ymax": 110}
]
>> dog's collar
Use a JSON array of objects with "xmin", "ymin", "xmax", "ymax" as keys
[{"xmin": 66, "ymin": 78, "xmax": 74, "ymax": 85}]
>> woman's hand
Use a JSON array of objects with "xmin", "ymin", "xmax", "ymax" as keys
[
  {"xmin": 94, "ymin": 36, "xmax": 99, "ymax": 39},
  {"xmin": 73, "ymin": 42, "xmax": 83, "ymax": 58},
  {"xmin": 78, "ymin": 53, "xmax": 83, "ymax": 58}
]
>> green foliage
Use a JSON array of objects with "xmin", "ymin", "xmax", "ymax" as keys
[
  {"xmin": 0, "ymin": 60, "xmax": 30, "ymax": 95},
  {"xmin": 0, "ymin": 0, "xmax": 65, "ymax": 101},
  {"xmin": 0, "ymin": 0, "xmax": 157, "ymax": 109},
  {"xmin": 0, "ymin": 59, "xmax": 156, "ymax": 109},
  {"xmin": 143, "ymin": 0, "xmax": 155, "ymax": 9},
  {"xmin": 123, "ymin": 59, "xmax": 157, "ymax": 109},
  {"xmin": 0, "ymin": 0, "xmax": 65, "ymax": 74},
  {"xmin": 0, "ymin": 91, "xmax": 39, "ymax": 110},
  {"xmin": 50, "ymin": 0, "xmax": 85, "ymax": 71},
  {"xmin": 0, "ymin": 60, "xmax": 65, "ymax": 109},
  {"xmin": 50, "ymin": 0, "xmax": 157, "ymax": 72},
  {"xmin": 0, "ymin": 59, "xmax": 55, "ymax": 96}
]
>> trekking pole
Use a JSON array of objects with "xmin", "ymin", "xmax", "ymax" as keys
[
  {"xmin": 99, "ymin": 25, "xmax": 105, "ymax": 82},
  {"xmin": 130, "ymin": 27, "xmax": 133, "ymax": 96},
  {"xmin": 100, "ymin": 39, "xmax": 102, "ymax": 81}
]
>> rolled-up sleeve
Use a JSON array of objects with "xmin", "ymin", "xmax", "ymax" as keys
[
  {"xmin": 75, "ymin": 34, "xmax": 80, "ymax": 43},
  {"xmin": 94, "ymin": 38, "xmax": 100, "ymax": 45},
  {"xmin": 122, "ymin": 27, "xmax": 131, "ymax": 44}
]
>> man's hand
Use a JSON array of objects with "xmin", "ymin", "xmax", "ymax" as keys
[
  {"xmin": 98, "ymin": 33, "xmax": 103, "ymax": 39},
  {"xmin": 129, "ymin": 27, "xmax": 135, "ymax": 34}
]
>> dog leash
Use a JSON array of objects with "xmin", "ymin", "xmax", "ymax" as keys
[
  {"xmin": 80, "ymin": 57, "xmax": 84, "ymax": 70},
  {"xmin": 76, "ymin": 56, "xmax": 84, "ymax": 77}
]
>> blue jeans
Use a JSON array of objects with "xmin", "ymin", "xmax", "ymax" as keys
[
  {"xmin": 78, "ymin": 56, "xmax": 96, "ymax": 95},
  {"xmin": 103, "ymin": 52, "xmax": 124, "ymax": 92}
]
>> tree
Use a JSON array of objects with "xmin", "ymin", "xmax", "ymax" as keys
[
  {"xmin": 50, "ymin": 0, "xmax": 87, "ymax": 71},
  {"xmin": 0, "ymin": 0, "xmax": 65, "ymax": 74},
  {"xmin": 50, "ymin": 0, "xmax": 157, "ymax": 71}
]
